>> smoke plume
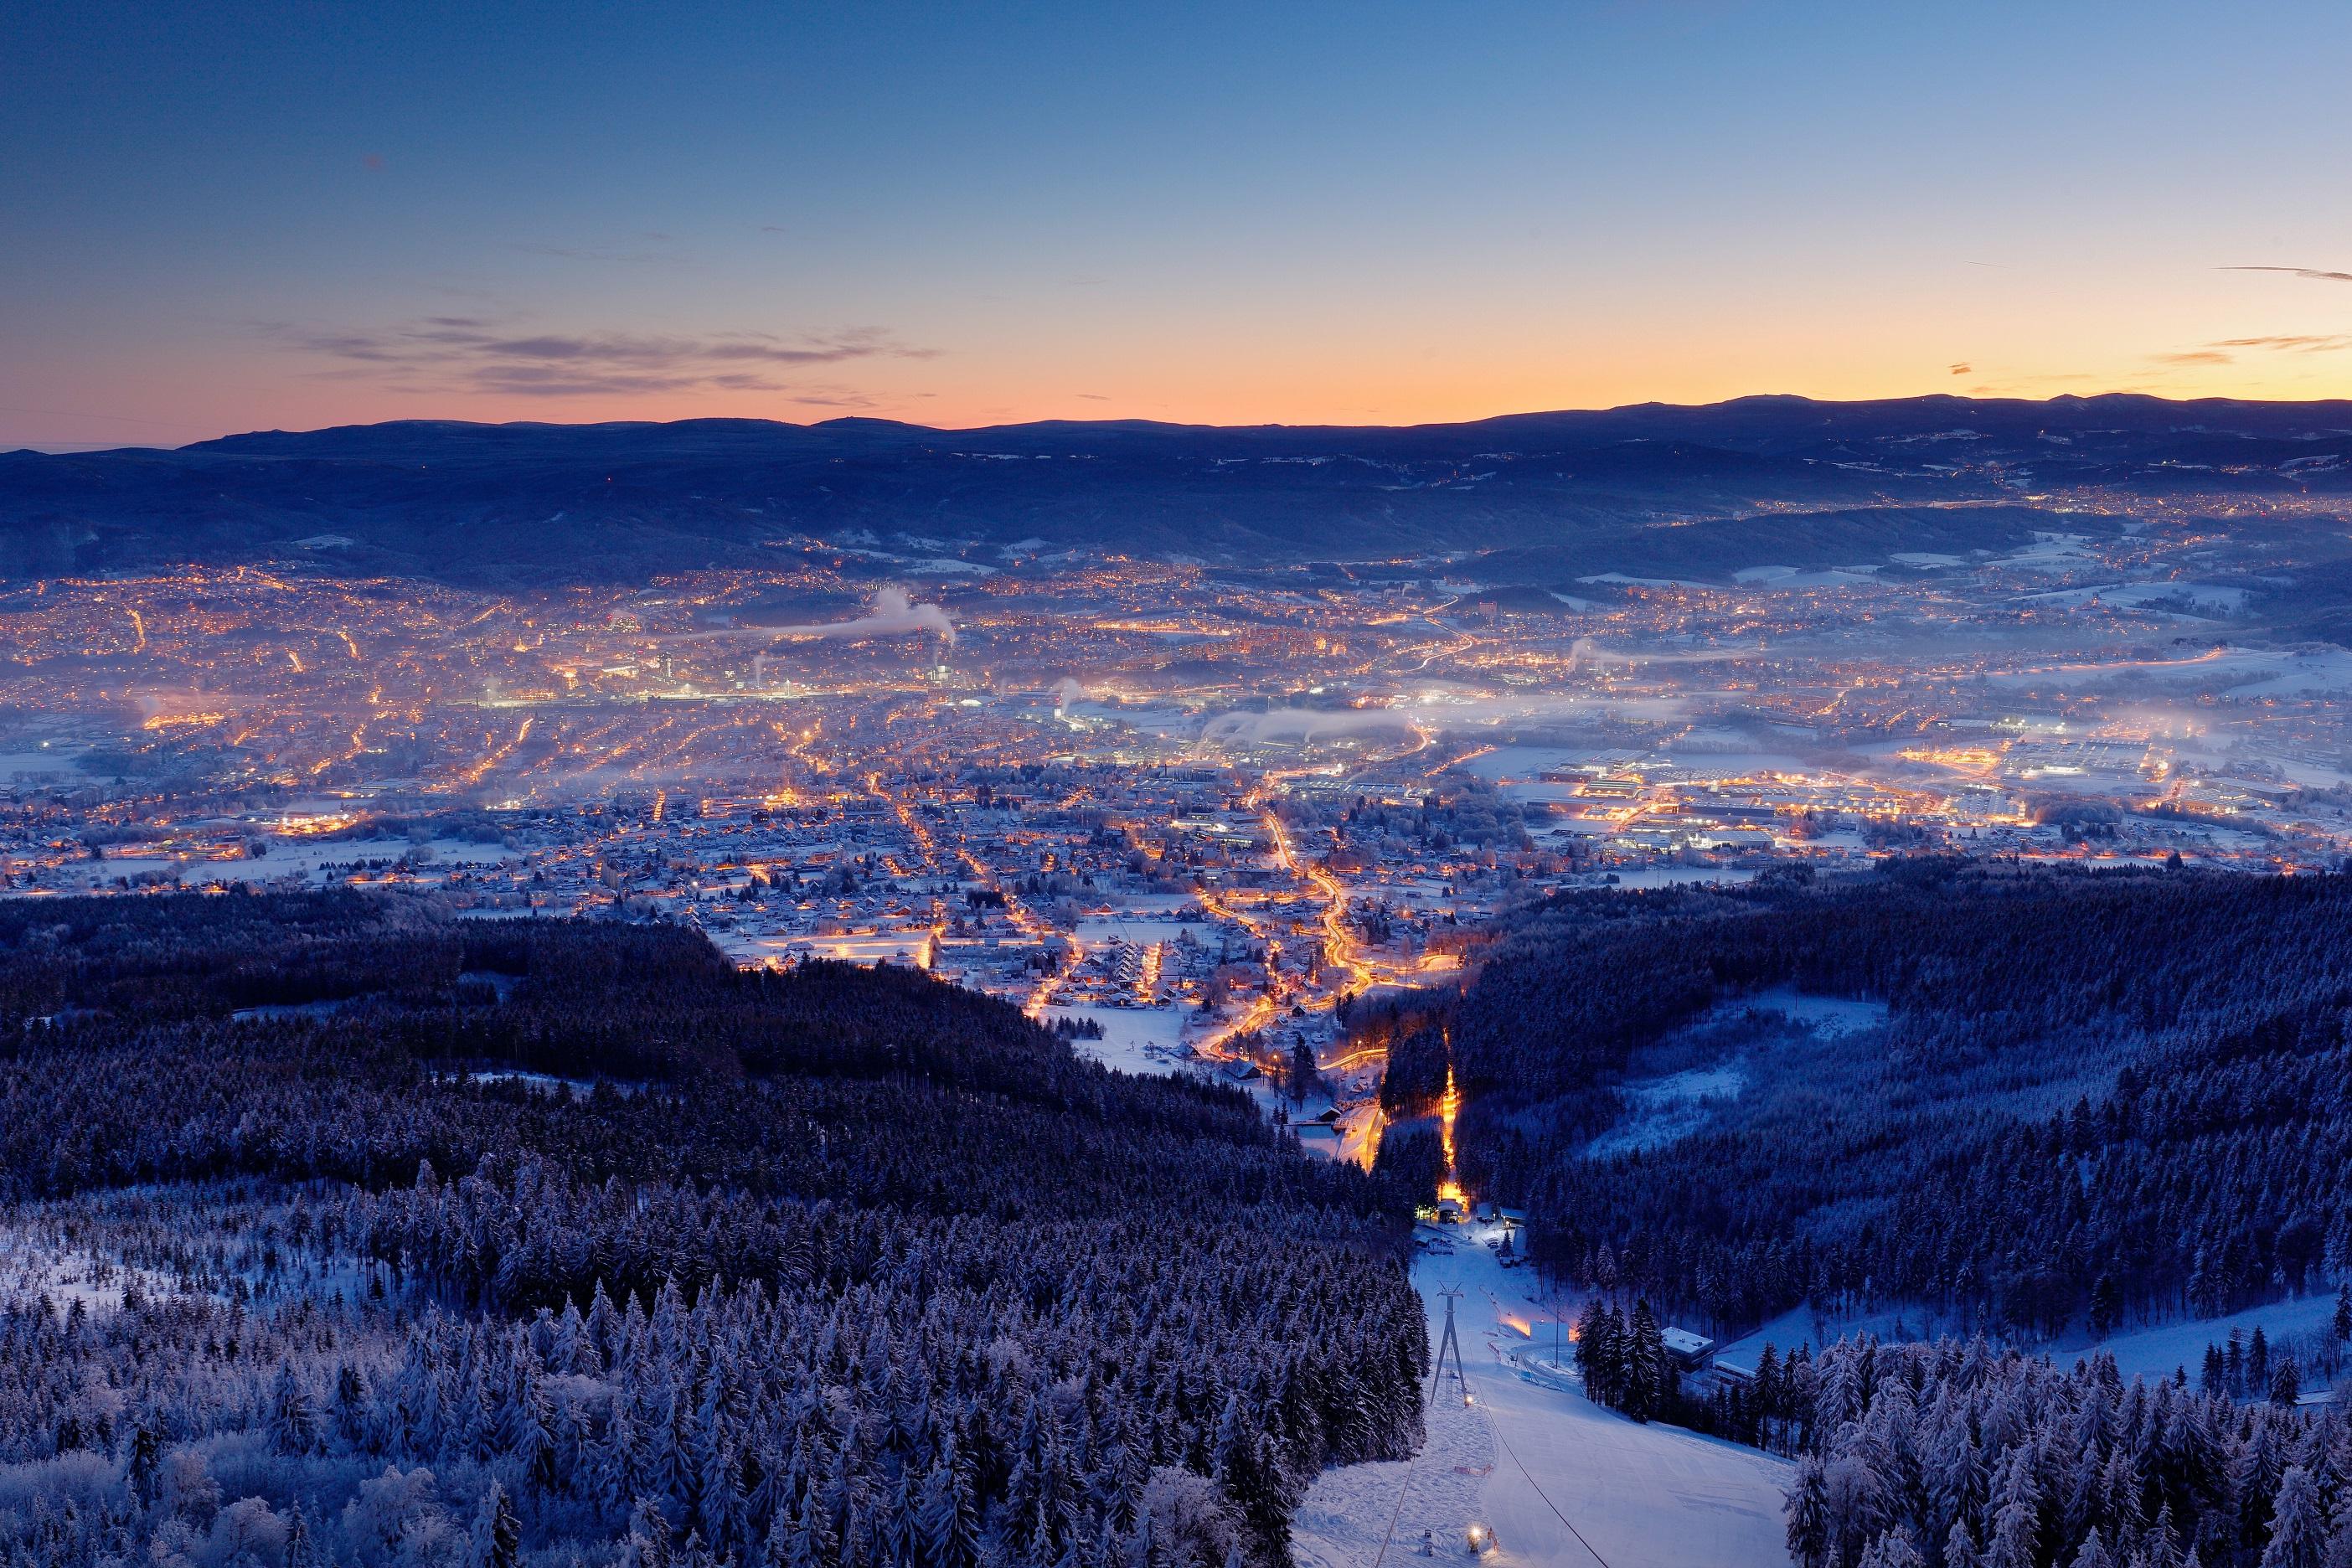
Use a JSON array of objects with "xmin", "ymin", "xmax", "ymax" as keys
[{"xmin": 766, "ymin": 586, "xmax": 957, "ymax": 647}]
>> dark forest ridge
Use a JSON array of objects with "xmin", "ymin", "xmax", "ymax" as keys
[
  {"xmin": 6, "ymin": 393, "xmax": 2352, "ymax": 585},
  {"xmin": 90, "ymin": 389, "xmax": 2352, "ymax": 454}
]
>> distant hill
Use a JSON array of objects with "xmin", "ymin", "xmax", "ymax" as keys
[{"xmin": 4, "ymin": 394, "xmax": 2349, "ymax": 584}]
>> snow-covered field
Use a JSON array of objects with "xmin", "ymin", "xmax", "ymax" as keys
[
  {"xmin": 1743, "ymin": 987, "xmax": 1885, "ymax": 1039},
  {"xmin": 1585, "ymin": 1065, "xmax": 1747, "ymax": 1159},
  {"xmin": 1591, "ymin": 864, "xmax": 1760, "ymax": 891},
  {"xmin": 1294, "ymin": 1228, "xmax": 1792, "ymax": 1568},
  {"xmin": 1715, "ymin": 1291, "xmax": 2346, "ymax": 1400},
  {"xmin": 2014, "ymin": 581, "xmax": 2249, "ymax": 614},
  {"xmin": 1730, "ymin": 565, "xmax": 1881, "ymax": 589},
  {"xmin": 1046, "ymin": 1002, "xmax": 1193, "ymax": 1075},
  {"xmin": 1584, "ymin": 988, "xmax": 1887, "ymax": 1158},
  {"xmin": 24, "ymin": 833, "xmax": 521, "ymax": 893},
  {"xmin": 1984, "ymin": 644, "xmax": 2352, "ymax": 699},
  {"xmin": 0, "ymin": 746, "xmax": 83, "ymax": 781},
  {"xmin": 1073, "ymin": 897, "xmax": 1201, "ymax": 945},
  {"xmin": 0, "ymin": 1234, "xmax": 183, "ymax": 1315},
  {"xmin": 2081, "ymin": 1292, "xmax": 2343, "ymax": 1386}
]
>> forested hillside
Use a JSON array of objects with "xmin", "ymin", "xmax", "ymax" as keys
[
  {"xmin": 14, "ymin": 395, "xmax": 2352, "ymax": 583},
  {"xmin": 1377, "ymin": 865, "xmax": 2352, "ymax": 1341},
  {"xmin": 0, "ymin": 892, "xmax": 1426, "ymax": 1567},
  {"xmin": 1359, "ymin": 864, "xmax": 2352, "ymax": 1568}
]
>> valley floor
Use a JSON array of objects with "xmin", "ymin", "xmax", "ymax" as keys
[{"xmin": 1292, "ymin": 1225, "xmax": 1792, "ymax": 1568}]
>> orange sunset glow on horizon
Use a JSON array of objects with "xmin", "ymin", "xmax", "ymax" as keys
[{"xmin": 7, "ymin": 4, "xmax": 2352, "ymax": 448}]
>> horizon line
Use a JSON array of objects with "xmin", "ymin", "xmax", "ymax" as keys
[{"xmin": 16, "ymin": 386, "xmax": 2352, "ymax": 456}]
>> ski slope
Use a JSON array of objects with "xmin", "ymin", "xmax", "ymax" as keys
[{"xmin": 1294, "ymin": 1225, "xmax": 1792, "ymax": 1568}]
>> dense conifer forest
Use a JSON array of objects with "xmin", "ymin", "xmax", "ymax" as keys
[
  {"xmin": 0, "ymin": 892, "xmax": 1427, "ymax": 1567},
  {"xmin": 1379, "ymin": 864, "xmax": 2352, "ymax": 1338},
  {"xmin": 1783, "ymin": 1335, "xmax": 2352, "ymax": 1568},
  {"xmin": 1364, "ymin": 862, "xmax": 2352, "ymax": 1567}
]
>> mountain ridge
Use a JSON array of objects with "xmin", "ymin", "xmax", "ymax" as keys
[{"xmin": 6, "ymin": 393, "xmax": 2349, "ymax": 584}]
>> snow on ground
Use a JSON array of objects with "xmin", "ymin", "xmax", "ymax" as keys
[
  {"xmin": 1593, "ymin": 865, "xmax": 1760, "ymax": 890},
  {"xmin": 1730, "ymin": 566, "xmax": 1880, "ymax": 589},
  {"xmin": 1457, "ymin": 747, "xmax": 1583, "ymax": 786},
  {"xmin": 1983, "ymin": 645, "xmax": 2352, "ymax": 699},
  {"xmin": 1072, "ymin": 905, "xmax": 1205, "ymax": 953},
  {"xmin": 0, "ymin": 746, "xmax": 82, "ymax": 781},
  {"xmin": 1714, "ymin": 1302, "xmax": 1959, "ymax": 1380},
  {"xmin": 1583, "ymin": 988, "xmax": 1885, "ymax": 1160},
  {"xmin": 1742, "ymin": 986, "xmax": 1886, "ymax": 1039},
  {"xmin": 1715, "ymin": 1291, "xmax": 2345, "ymax": 1399},
  {"xmin": 0, "ymin": 1233, "xmax": 183, "ymax": 1315},
  {"xmin": 1998, "ymin": 534, "xmax": 2100, "ymax": 572},
  {"xmin": 1586, "ymin": 1066, "xmax": 1746, "ymax": 1160},
  {"xmin": 1295, "ymin": 1227, "xmax": 1792, "ymax": 1568},
  {"xmin": 35, "ymin": 834, "xmax": 522, "ymax": 893},
  {"xmin": 1292, "ymin": 1364, "xmax": 1494, "ymax": 1568},
  {"xmin": 2012, "ymin": 581, "xmax": 2248, "ymax": 616},
  {"xmin": 1045, "ymin": 1003, "xmax": 1193, "ymax": 1076},
  {"xmin": 1655, "ymin": 748, "xmax": 1813, "ymax": 775},
  {"xmin": 2222, "ymin": 647, "xmax": 2352, "ymax": 697},
  {"xmin": 1576, "ymin": 573, "xmax": 1716, "ymax": 590},
  {"xmin": 2061, "ymin": 1292, "xmax": 2344, "ymax": 1386},
  {"xmin": 2097, "ymin": 582, "xmax": 2249, "ymax": 612}
]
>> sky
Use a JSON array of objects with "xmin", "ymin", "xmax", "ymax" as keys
[{"xmin": 6, "ymin": 1, "xmax": 2352, "ymax": 449}]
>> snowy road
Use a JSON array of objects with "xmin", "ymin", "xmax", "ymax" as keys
[{"xmin": 1294, "ymin": 1226, "xmax": 1792, "ymax": 1568}]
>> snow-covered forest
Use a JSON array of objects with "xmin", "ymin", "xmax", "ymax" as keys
[
  {"xmin": 1363, "ymin": 864, "xmax": 2352, "ymax": 1567},
  {"xmin": 1786, "ymin": 1336, "xmax": 2352, "ymax": 1568},
  {"xmin": 1380, "ymin": 866, "xmax": 2352, "ymax": 1338},
  {"xmin": 0, "ymin": 892, "xmax": 1428, "ymax": 1567}
]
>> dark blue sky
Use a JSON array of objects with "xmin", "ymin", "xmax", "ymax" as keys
[{"xmin": 7, "ymin": 2, "xmax": 2351, "ymax": 446}]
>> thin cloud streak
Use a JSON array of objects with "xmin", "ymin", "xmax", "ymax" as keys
[
  {"xmin": 2220, "ymin": 266, "xmax": 2352, "ymax": 284},
  {"xmin": 259, "ymin": 317, "xmax": 937, "ymax": 400},
  {"xmin": 2210, "ymin": 334, "xmax": 2352, "ymax": 353}
]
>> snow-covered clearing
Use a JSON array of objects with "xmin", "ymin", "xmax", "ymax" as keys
[
  {"xmin": 0, "ymin": 1234, "xmax": 182, "ymax": 1315},
  {"xmin": 1294, "ymin": 1228, "xmax": 1792, "ymax": 1568},
  {"xmin": 1714, "ymin": 1302, "xmax": 1957, "ymax": 1380},
  {"xmin": 1715, "ymin": 1291, "xmax": 2346, "ymax": 1400},
  {"xmin": 1045, "ymin": 1003, "xmax": 1193, "ymax": 1075},
  {"xmin": 1983, "ymin": 644, "xmax": 2352, "ymax": 699},
  {"xmin": 1584, "ymin": 988, "xmax": 1886, "ymax": 1158},
  {"xmin": 2014, "ymin": 581, "xmax": 2249, "ymax": 614},
  {"xmin": 1730, "ymin": 565, "xmax": 1880, "ymax": 589},
  {"xmin": 29, "ymin": 834, "xmax": 522, "ymax": 893},
  {"xmin": 1585, "ymin": 1065, "xmax": 1746, "ymax": 1159},
  {"xmin": 1998, "ymin": 534, "xmax": 2100, "ymax": 572},
  {"xmin": 1590, "ymin": 864, "xmax": 1760, "ymax": 891},
  {"xmin": 447, "ymin": 1068, "xmax": 642, "ymax": 1098},
  {"xmin": 1741, "ymin": 986, "xmax": 1886, "ymax": 1039},
  {"xmin": 1576, "ymin": 573, "xmax": 1716, "ymax": 590},
  {"xmin": 2079, "ymin": 1292, "xmax": 2343, "ymax": 1385}
]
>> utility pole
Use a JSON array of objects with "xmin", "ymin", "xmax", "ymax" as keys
[{"xmin": 1431, "ymin": 1283, "xmax": 1466, "ymax": 1397}]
